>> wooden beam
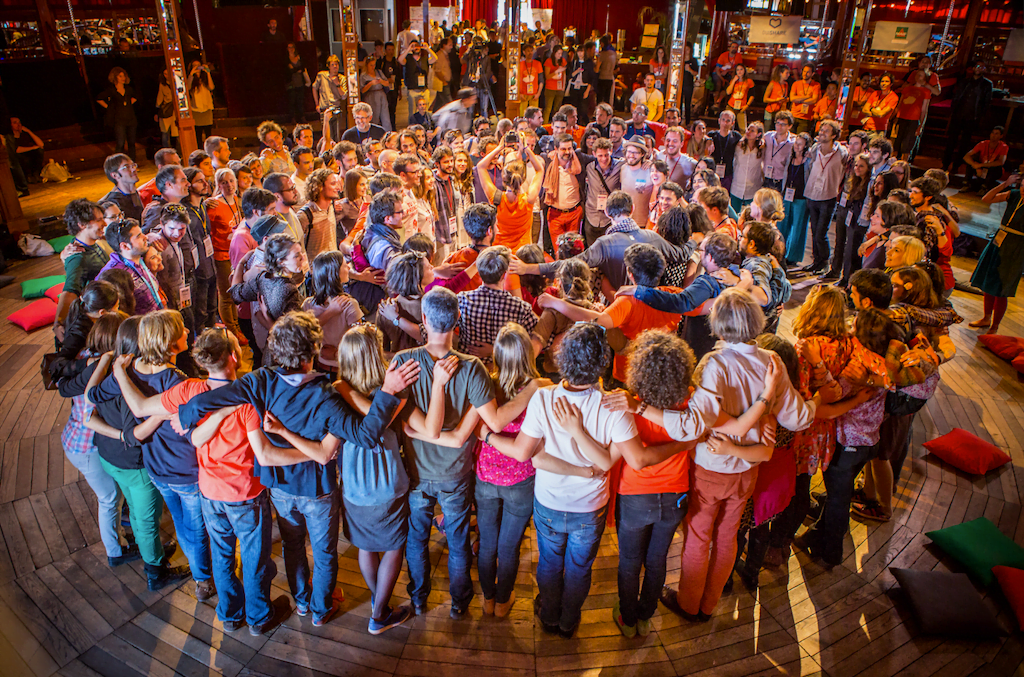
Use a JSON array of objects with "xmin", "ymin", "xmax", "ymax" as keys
[
  {"xmin": 505, "ymin": 0, "xmax": 522, "ymax": 119},
  {"xmin": 155, "ymin": 0, "xmax": 198, "ymax": 158},
  {"xmin": 0, "ymin": 141, "xmax": 29, "ymax": 234}
]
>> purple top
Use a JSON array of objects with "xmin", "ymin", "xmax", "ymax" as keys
[
  {"xmin": 476, "ymin": 409, "xmax": 535, "ymax": 486},
  {"xmin": 99, "ymin": 252, "xmax": 163, "ymax": 315},
  {"xmin": 425, "ymin": 270, "xmax": 471, "ymax": 294}
]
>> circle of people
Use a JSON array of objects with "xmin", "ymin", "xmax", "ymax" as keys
[{"xmin": 47, "ymin": 70, "xmax": 1021, "ymax": 641}]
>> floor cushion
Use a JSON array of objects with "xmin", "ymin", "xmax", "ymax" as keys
[
  {"xmin": 48, "ymin": 234, "xmax": 74, "ymax": 254},
  {"xmin": 992, "ymin": 565, "xmax": 1024, "ymax": 631},
  {"xmin": 978, "ymin": 334, "xmax": 1024, "ymax": 361},
  {"xmin": 45, "ymin": 282, "xmax": 64, "ymax": 302},
  {"xmin": 923, "ymin": 428, "xmax": 1010, "ymax": 475},
  {"xmin": 7, "ymin": 298, "xmax": 58, "ymax": 332},
  {"xmin": 1012, "ymin": 354, "xmax": 1024, "ymax": 375},
  {"xmin": 926, "ymin": 517, "xmax": 1024, "ymax": 587},
  {"xmin": 21, "ymin": 275, "xmax": 67, "ymax": 299},
  {"xmin": 890, "ymin": 567, "xmax": 1005, "ymax": 638}
]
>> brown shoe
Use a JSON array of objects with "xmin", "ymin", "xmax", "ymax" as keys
[
  {"xmin": 482, "ymin": 597, "xmax": 495, "ymax": 615},
  {"xmin": 494, "ymin": 591, "xmax": 516, "ymax": 618},
  {"xmin": 195, "ymin": 579, "xmax": 216, "ymax": 601}
]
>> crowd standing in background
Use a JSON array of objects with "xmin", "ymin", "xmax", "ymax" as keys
[{"xmin": 38, "ymin": 19, "xmax": 1024, "ymax": 645}]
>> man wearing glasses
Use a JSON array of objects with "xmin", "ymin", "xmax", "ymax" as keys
[
  {"xmin": 341, "ymin": 102, "xmax": 386, "ymax": 146},
  {"xmin": 101, "ymin": 152, "xmax": 144, "ymax": 223},
  {"xmin": 262, "ymin": 172, "xmax": 308, "ymax": 271}
]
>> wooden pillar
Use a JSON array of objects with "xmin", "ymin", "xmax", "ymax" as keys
[
  {"xmin": 422, "ymin": 0, "xmax": 430, "ymax": 47},
  {"xmin": 0, "ymin": 141, "xmax": 29, "ymax": 234},
  {"xmin": 666, "ymin": 0, "xmax": 691, "ymax": 110},
  {"xmin": 31, "ymin": 0, "xmax": 59, "ymax": 60},
  {"xmin": 955, "ymin": 0, "xmax": 985, "ymax": 71},
  {"xmin": 842, "ymin": 0, "xmax": 874, "ymax": 134},
  {"xmin": 505, "ymin": 0, "xmax": 522, "ymax": 119},
  {"xmin": 156, "ymin": 0, "xmax": 198, "ymax": 158},
  {"xmin": 341, "ymin": 0, "xmax": 360, "ymax": 130}
]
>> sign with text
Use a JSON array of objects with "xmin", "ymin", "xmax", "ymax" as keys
[
  {"xmin": 748, "ymin": 15, "xmax": 800, "ymax": 44},
  {"xmin": 870, "ymin": 21, "xmax": 930, "ymax": 53}
]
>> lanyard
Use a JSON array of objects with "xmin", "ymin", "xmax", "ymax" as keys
[
  {"xmin": 225, "ymin": 199, "xmax": 241, "ymax": 225},
  {"xmin": 124, "ymin": 257, "xmax": 163, "ymax": 309},
  {"xmin": 73, "ymin": 238, "xmax": 94, "ymax": 250},
  {"xmin": 437, "ymin": 175, "xmax": 455, "ymax": 217},
  {"xmin": 816, "ymin": 148, "xmax": 838, "ymax": 175},
  {"xmin": 170, "ymin": 242, "xmax": 186, "ymax": 281},
  {"xmin": 186, "ymin": 202, "xmax": 209, "ymax": 237},
  {"xmin": 769, "ymin": 134, "xmax": 790, "ymax": 163}
]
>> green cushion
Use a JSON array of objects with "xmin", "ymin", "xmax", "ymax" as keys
[
  {"xmin": 926, "ymin": 517, "xmax": 1024, "ymax": 587},
  {"xmin": 47, "ymin": 234, "xmax": 74, "ymax": 253},
  {"xmin": 21, "ymin": 275, "xmax": 67, "ymax": 299}
]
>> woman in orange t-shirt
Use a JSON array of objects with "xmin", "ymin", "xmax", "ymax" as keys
[
  {"xmin": 725, "ymin": 64, "xmax": 755, "ymax": 129},
  {"xmin": 862, "ymin": 73, "xmax": 899, "ymax": 133},
  {"xmin": 478, "ymin": 138, "xmax": 545, "ymax": 251},
  {"xmin": 543, "ymin": 45, "xmax": 568, "ymax": 123},
  {"xmin": 762, "ymin": 65, "xmax": 791, "ymax": 125}
]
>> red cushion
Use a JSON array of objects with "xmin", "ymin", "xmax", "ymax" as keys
[
  {"xmin": 44, "ymin": 282, "xmax": 64, "ymax": 302},
  {"xmin": 923, "ymin": 428, "xmax": 1011, "ymax": 475},
  {"xmin": 1013, "ymin": 354, "xmax": 1024, "ymax": 375},
  {"xmin": 978, "ymin": 334, "xmax": 1024, "ymax": 361},
  {"xmin": 7, "ymin": 298, "xmax": 58, "ymax": 332},
  {"xmin": 993, "ymin": 566, "xmax": 1024, "ymax": 631}
]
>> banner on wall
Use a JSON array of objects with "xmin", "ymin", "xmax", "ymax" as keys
[
  {"xmin": 748, "ymin": 16, "xmax": 800, "ymax": 44},
  {"xmin": 1005, "ymin": 28, "xmax": 1024, "ymax": 63},
  {"xmin": 870, "ymin": 21, "xmax": 931, "ymax": 53}
]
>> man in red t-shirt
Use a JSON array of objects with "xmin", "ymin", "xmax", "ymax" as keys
[
  {"xmin": 536, "ymin": 242, "xmax": 683, "ymax": 384},
  {"xmin": 789, "ymin": 65, "xmax": 821, "ymax": 135},
  {"xmin": 893, "ymin": 69, "xmax": 933, "ymax": 160},
  {"xmin": 519, "ymin": 44, "xmax": 544, "ymax": 110},
  {"xmin": 963, "ymin": 126, "xmax": 1009, "ymax": 193},
  {"xmin": 713, "ymin": 42, "xmax": 743, "ymax": 111},
  {"xmin": 139, "ymin": 148, "xmax": 182, "ymax": 207},
  {"xmin": 113, "ymin": 329, "xmax": 313, "ymax": 635}
]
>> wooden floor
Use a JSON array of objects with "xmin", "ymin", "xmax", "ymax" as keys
[{"xmin": 2, "ymin": 211, "xmax": 1024, "ymax": 677}]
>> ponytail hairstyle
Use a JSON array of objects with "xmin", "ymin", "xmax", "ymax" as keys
[
  {"xmin": 263, "ymin": 233, "xmax": 298, "ymax": 277},
  {"xmin": 501, "ymin": 160, "xmax": 526, "ymax": 194},
  {"xmin": 64, "ymin": 280, "xmax": 119, "ymax": 333},
  {"xmin": 95, "ymin": 268, "xmax": 137, "ymax": 316},
  {"xmin": 515, "ymin": 244, "xmax": 548, "ymax": 298},
  {"xmin": 86, "ymin": 311, "xmax": 128, "ymax": 355},
  {"xmin": 492, "ymin": 323, "xmax": 541, "ymax": 401},
  {"xmin": 557, "ymin": 258, "xmax": 593, "ymax": 303}
]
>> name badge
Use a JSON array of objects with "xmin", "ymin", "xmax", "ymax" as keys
[
  {"xmin": 839, "ymin": 192, "xmax": 848, "ymax": 207},
  {"xmin": 178, "ymin": 284, "xmax": 192, "ymax": 308},
  {"xmin": 448, "ymin": 216, "xmax": 458, "ymax": 238},
  {"xmin": 417, "ymin": 74, "xmax": 426, "ymax": 88},
  {"xmin": 190, "ymin": 247, "xmax": 200, "ymax": 269},
  {"xmin": 715, "ymin": 164, "xmax": 726, "ymax": 178},
  {"xmin": 596, "ymin": 194, "xmax": 607, "ymax": 210},
  {"xmin": 203, "ymin": 236, "xmax": 214, "ymax": 259},
  {"xmin": 845, "ymin": 210, "xmax": 853, "ymax": 226},
  {"xmin": 784, "ymin": 187, "xmax": 796, "ymax": 202}
]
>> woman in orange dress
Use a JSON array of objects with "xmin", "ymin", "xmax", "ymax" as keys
[{"xmin": 477, "ymin": 135, "xmax": 546, "ymax": 251}]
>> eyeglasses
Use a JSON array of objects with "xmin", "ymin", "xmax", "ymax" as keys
[{"xmin": 119, "ymin": 163, "xmax": 139, "ymax": 171}]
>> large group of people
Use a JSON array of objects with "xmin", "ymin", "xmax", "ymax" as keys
[{"xmin": 40, "ymin": 27, "xmax": 1024, "ymax": 647}]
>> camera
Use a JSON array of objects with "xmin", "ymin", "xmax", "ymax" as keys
[{"xmin": 505, "ymin": 131, "xmax": 519, "ymax": 145}]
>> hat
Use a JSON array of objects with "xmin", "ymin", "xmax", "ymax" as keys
[
  {"xmin": 624, "ymin": 139, "xmax": 648, "ymax": 155},
  {"xmin": 251, "ymin": 214, "xmax": 288, "ymax": 245}
]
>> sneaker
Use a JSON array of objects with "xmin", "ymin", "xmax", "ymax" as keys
[
  {"xmin": 250, "ymin": 596, "xmax": 291, "ymax": 636},
  {"xmin": 368, "ymin": 606, "xmax": 412, "ymax": 635},
  {"xmin": 145, "ymin": 563, "xmax": 192, "ymax": 592},
  {"xmin": 195, "ymin": 579, "xmax": 216, "ymax": 601},
  {"xmin": 636, "ymin": 618, "xmax": 653, "ymax": 637},
  {"xmin": 295, "ymin": 603, "xmax": 309, "ymax": 617},
  {"xmin": 482, "ymin": 597, "xmax": 495, "ymax": 616},
  {"xmin": 557, "ymin": 625, "xmax": 577, "ymax": 639},
  {"xmin": 659, "ymin": 586, "xmax": 710, "ymax": 623},
  {"xmin": 818, "ymin": 270, "xmax": 841, "ymax": 282},
  {"xmin": 412, "ymin": 603, "xmax": 427, "ymax": 616},
  {"xmin": 312, "ymin": 601, "xmax": 339, "ymax": 627},
  {"xmin": 449, "ymin": 604, "xmax": 467, "ymax": 620},
  {"xmin": 613, "ymin": 602, "xmax": 636, "ymax": 638},
  {"xmin": 222, "ymin": 619, "xmax": 245, "ymax": 633},
  {"xmin": 108, "ymin": 543, "xmax": 141, "ymax": 568},
  {"xmin": 494, "ymin": 591, "xmax": 516, "ymax": 618}
]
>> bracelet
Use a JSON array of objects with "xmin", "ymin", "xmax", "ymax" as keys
[
  {"xmin": 637, "ymin": 402, "xmax": 648, "ymax": 417},
  {"xmin": 757, "ymin": 394, "xmax": 769, "ymax": 405},
  {"xmin": 484, "ymin": 431, "xmax": 493, "ymax": 446}
]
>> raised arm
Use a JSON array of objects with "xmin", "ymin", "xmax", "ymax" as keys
[
  {"xmin": 246, "ymin": 427, "xmax": 325, "ymax": 467},
  {"xmin": 536, "ymin": 293, "xmax": 613, "ymax": 327},
  {"xmin": 525, "ymin": 148, "xmax": 545, "ymax": 204},
  {"xmin": 476, "ymin": 142, "xmax": 504, "ymax": 203},
  {"xmin": 85, "ymin": 353, "xmax": 114, "ymax": 405}
]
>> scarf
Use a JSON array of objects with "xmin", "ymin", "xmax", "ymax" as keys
[
  {"xmin": 363, "ymin": 219, "xmax": 401, "ymax": 251},
  {"xmin": 606, "ymin": 217, "xmax": 640, "ymax": 235},
  {"xmin": 542, "ymin": 150, "xmax": 582, "ymax": 207}
]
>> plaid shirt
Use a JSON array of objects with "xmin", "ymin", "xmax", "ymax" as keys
[
  {"xmin": 61, "ymin": 393, "xmax": 96, "ymax": 455},
  {"xmin": 457, "ymin": 285, "xmax": 539, "ymax": 363}
]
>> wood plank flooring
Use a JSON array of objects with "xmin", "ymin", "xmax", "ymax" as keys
[{"xmin": 1, "ymin": 185, "xmax": 1022, "ymax": 676}]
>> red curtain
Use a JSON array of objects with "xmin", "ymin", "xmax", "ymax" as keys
[
  {"xmin": 461, "ymin": 0, "xmax": 497, "ymax": 26},
  {"xmin": 552, "ymin": 0, "xmax": 668, "ymax": 48},
  {"xmin": 552, "ymin": 0, "xmax": 598, "ymax": 41}
]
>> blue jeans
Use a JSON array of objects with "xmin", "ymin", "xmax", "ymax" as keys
[
  {"xmin": 270, "ymin": 488, "xmax": 339, "ymax": 619},
  {"xmin": 150, "ymin": 478, "xmax": 212, "ymax": 581},
  {"xmin": 807, "ymin": 197, "xmax": 837, "ymax": 270},
  {"xmin": 806, "ymin": 443, "xmax": 877, "ymax": 565},
  {"xmin": 66, "ymin": 450, "xmax": 124, "ymax": 558},
  {"xmin": 616, "ymin": 492, "xmax": 686, "ymax": 626},
  {"xmin": 406, "ymin": 476, "xmax": 474, "ymax": 611},
  {"xmin": 533, "ymin": 499, "xmax": 607, "ymax": 633},
  {"xmin": 201, "ymin": 492, "xmax": 276, "ymax": 626},
  {"xmin": 475, "ymin": 476, "xmax": 534, "ymax": 604}
]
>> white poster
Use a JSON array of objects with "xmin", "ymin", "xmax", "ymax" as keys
[
  {"xmin": 870, "ymin": 21, "xmax": 931, "ymax": 53},
  {"xmin": 1005, "ymin": 29, "xmax": 1024, "ymax": 63},
  {"xmin": 748, "ymin": 16, "xmax": 801, "ymax": 45}
]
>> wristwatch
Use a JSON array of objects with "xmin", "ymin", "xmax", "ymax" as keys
[
  {"xmin": 484, "ymin": 431, "xmax": 494, "ymax": 445},
  {"xmin": 392, "ymin": 314, "xmax": 401, "ymax": 327}
]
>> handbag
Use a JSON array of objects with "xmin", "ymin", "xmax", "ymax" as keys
[{"xmin": 40, "ymin": 353, "xmax": 59, "ymax": 391}]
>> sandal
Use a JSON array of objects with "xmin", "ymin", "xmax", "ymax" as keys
[
  {"xmin": 851, "ymin": 488, "xmax": 870, "ymax": 506},
  {"xmin": 851, "ymin": 501, "xmax": 890, "ymax": 523},
  {"xmin": 968, "ymin": 318, "xmax": 991, "ymax": 329}
]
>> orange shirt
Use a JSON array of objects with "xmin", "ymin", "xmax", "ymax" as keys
[
  {"xmin": 727, "ymin": 79, "xmax": 755, "ymax": 110},
  {"xmin": 139, "ymin": 178, "xmax": 160, "ymax": 208},
  {"xmin": 764, "ymin": 81, "xmax": 788, "ymax": 114},
  {"xmin": 520, "ymin": 59, "xmax": 544, "ymax": 98},
  {"xmin": 444, "ymin": 246, "xmax": 483, "ymax": 290},
  {"xmin": 160, "ymin": 379, "xmax": 265, "ymax": 503},
  {"xmin": 863, "ymin": 90, "xmax": 899, "ymax": 132},
  {"xmin": 205, "ymin": 197, "xmax": 240, "ymax": 261},
  {"xmin": 849, "ymin": 86, "xmax": 874, "ymax": 126},
  {"xmin": 494, "ymin": 193, "xmax": 534, "ymax": 251},
  {"xmin": 605, "ymin": 287, "xmax": 684, "ymax": 381},
  {"xmin": 616, "ymin": 410, "xmax": 691, "ymax": 495},
  {"xmin": 790, "ymin": 80, "xmax": 820, "ymax": 120},
  {"xmin": 544, "ymin": 58, "xmax": 566, "ymax": 91}
]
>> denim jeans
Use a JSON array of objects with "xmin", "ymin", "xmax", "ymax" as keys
[
  {"xmin": 201, "ymin": 492, "xmax": 276, "ymax": 626},
  {"xmin": 807, "ymin": 197, "xmax": 837, "ymax": 270},
  {"xmin": 807, "ymin": 443, "xmax": 877, "ymax": 565},
  {"xmin": 270, "ymin": 488, "xmax": 339, "ymax": 619},
  {"xmin": 616, "ymin": 492, "xmax": 686, "ymax": 626},
  {"xmin": 150, "ymin": 478, "xmax": 212, "ymax": 581},
  {"xmin": 533, "ymin": 499, "xmax": 607, "ymax": 633},
  {"xmin": 475, "ymin": 476, "xmax": 535, "ymax": 604},
  {"xmin": 406, "ymin": 476, "xmax": 474, "ymax": 611},
  {"xmin": 67, "ymin": 451, "xmax": 124, "ymax": 558}
]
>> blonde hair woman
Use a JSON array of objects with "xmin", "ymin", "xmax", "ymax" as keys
[{"xmin": 885, "ymin": 234, "xmax": 926, "ymax": 270}]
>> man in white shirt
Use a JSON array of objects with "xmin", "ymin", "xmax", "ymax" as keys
[
  {"xmin": 620, "ymin": 141, "xmax": 655, "ymax": 223},
  {"xmin": 657, "ymin": 127, "xmax": 698, "ymax": 188},
  {"xmin": 629, "ymin": 73, "xmax": 664, "ymax": 122},
  {"xmin": 396, "ymin": 20, "xmax": 417, "ymax": 54},
  {"xmin": 800, "ymin": 120, "xmax": 848, "ymax": 274},
  {"xmin": 289, "ymin": 146, "xmax": 315, "ymax": 202},
  {"xmin": 761, "ymin": 111, "xmax": 794, "ymax": 193}
]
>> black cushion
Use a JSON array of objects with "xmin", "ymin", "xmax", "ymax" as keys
[{"xmin": 890, "ymin": 567, "xmax": 1006, "ymax": 639}]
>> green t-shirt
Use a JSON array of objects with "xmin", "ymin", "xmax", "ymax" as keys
[
  {"xmin": 393, "ymin": 346, "xmax": 494, "ymax": 483},
  {"xmin": 63, "ymin": 244, "xmax": 110, "ymax": 296}
]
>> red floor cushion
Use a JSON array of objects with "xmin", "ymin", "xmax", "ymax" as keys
[
  {"xmin": 45, "ymin": 282, "xmax": 64, "ymax": 302},
  {"xmin": 923, "ymin": 428, "xmax": 1010, "ymax": 475},
  {"xmin": 7, "ymin": 298, "xmax": 58, "ymax": 332},
  {"xmin": 992, "ymin": 566, "xmax": 1024, "ymax": 631},
  {"xmin": 1012, "ymin": 354, "xmax": 1024, "ymax": 375},
  {"xmin": 978, "ymin": 334, "xmax": 1024, "ymax": 361}
]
